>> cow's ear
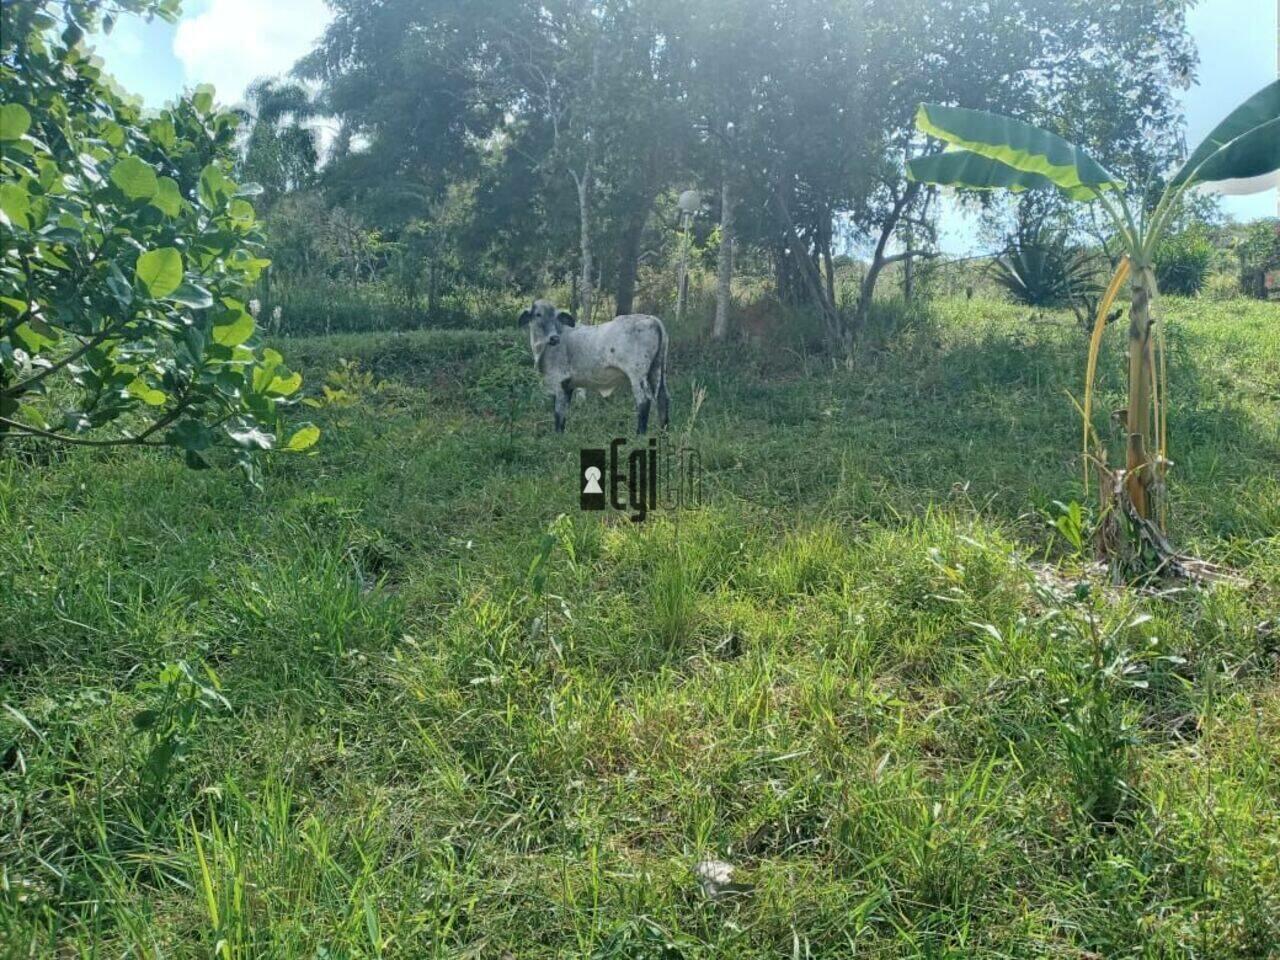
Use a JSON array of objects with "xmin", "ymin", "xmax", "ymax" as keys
[
  {"xmin": 556, "ymin": 310, "xmax": 576, "ymax": 327},
  {"xmin": 518, "ymin": 309, "xmax": 532, "ymax": 326}
]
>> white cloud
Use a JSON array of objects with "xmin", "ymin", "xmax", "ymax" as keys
[{"xmin": 173, "ymin": 0, "xmax": 332, "ymax": 107}]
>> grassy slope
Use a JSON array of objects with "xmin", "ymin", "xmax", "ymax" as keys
[{"xmin": 2, "ymin": 298, "xmax": 1278, "ymax": 958}]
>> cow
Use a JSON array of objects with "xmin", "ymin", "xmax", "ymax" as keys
[{"xmin": 519, "ymin": 299, "xmax": 670, "ymax": 434}]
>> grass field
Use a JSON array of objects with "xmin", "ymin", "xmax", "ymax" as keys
[{"xmin": 3, "ymin": 297, "xmax": 1279, "ymax": 958}]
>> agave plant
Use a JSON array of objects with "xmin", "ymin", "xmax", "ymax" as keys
[
  {"xmin": 989, "ymin": 232, "xmax": 1100, "ymax": 311},
  {"xmin": 907, "ymin": 82, "xmax": 1279, "ymax": 573}
]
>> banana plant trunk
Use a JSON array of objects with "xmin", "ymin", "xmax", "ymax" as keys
[{"xmin": 1124, "ymin": 265, "xmax": 1157, "ymax": 520}]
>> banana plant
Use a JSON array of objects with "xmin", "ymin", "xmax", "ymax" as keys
[{"xmin": 906, "ymin": 82, "xmax": 1280, "ymax": 562}]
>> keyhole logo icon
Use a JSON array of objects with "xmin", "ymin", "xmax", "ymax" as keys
[{"xmin": 580, "ymin": 449, "xmax": 607, "ymax": 510}]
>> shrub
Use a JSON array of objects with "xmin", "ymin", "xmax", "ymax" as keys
[
  {"xmin": 1154, "ymin": 226, "xmax": 1214, "ymax": 296},
  {"xmin": 0, "ymin": 1, "xmax": 314, "ymax": 474},
  {"xmin": 1236, "ymin": 218, "xmax": 1280, "ymax": 299},
  {"xmin": 1203, "ymin": 271, "xmax": 1243, "ymax": 301},
  {"xmin": 989, "ymin": 233, "xmax": 1100, "ymax": 310}
]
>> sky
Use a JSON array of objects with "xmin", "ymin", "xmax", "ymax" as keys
[{"xmin": 92, "ymin": 0, "xmax": 1277, "ymax": 254}]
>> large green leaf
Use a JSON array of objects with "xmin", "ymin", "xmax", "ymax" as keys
[
  {"xmin": 136, "ymin": 248, "xmax": 184, "ymax": 299},
  {"xmin": 0, "ymin": 103, "xmax": 32, "ymax": 141},
  {"xmin": 906, "ymin": 149, "xmax": 1098, "ymax": 201},
  {"xmin": 212, "ymin": 306, "xmax": 254, "ymax": 346},
  {"xmin": 914, "ymin": 104, "xmax": 1121, "ymax": 196},
  {"xmin": 0, "ymin": 183, "xmax": 32, "ymax": 229},
  {"xmin": 1174, "ymin": 80, "xmax": 1280, "ymax": 189},
  {"xmin": 151, "ymin": 176, "xmax": 184, "ymax": 217},
  {"xmin": 1188, "ymin": 118, "xmax": 1280, "ymax": 194},
  {"xmin": 110, "ymin": 156, "xmax": 158, "ymax": 200}
]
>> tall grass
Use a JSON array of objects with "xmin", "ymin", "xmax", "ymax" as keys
[{"xmin": 2, "ymin": 297, "xmax": 1278, "ymax": 956}]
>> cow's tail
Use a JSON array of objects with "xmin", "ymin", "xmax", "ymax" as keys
[{"xmin": 650, "ymin": 317, "xmax": 671, "ymax": 428}]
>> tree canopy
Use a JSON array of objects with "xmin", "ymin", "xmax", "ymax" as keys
[{"xmin": 265, "ymin": 0, "xmax": 1200, "ymax": 338}]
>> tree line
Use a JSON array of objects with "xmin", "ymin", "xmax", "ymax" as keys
[{"xmin": 244, "ymin": 0, "xmax": 1197, "ymax": 344}]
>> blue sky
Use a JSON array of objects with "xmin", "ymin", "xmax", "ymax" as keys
[{"xmin": 93, "ymin": 0, "xmax": 1276, "ymax": 253}]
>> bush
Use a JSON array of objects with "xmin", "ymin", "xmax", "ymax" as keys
[
  {"xmin": 1237, "ymin": 219, "xmax": 1280, "ymax": 299},
  {"xmin": 0, "ymin": 1, "xmax": 314, "ymax": 474},
  {"xmin": 989, "ymin": 233, "xmax": 1100, "ymax": 309},
  {"xmin": 268, "ymin": 280, "xmax": 524, "ymax": 336},
  {"xmin": 1154, "ymin": 227, "xmax": 1214, "ymax": 296},
  {"xmin": 1203, "ymin": 272, "xmax": 1243, "ymax": 301}
]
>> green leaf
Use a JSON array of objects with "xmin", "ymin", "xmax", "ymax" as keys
[
  {"xmin": 0, "ymin": 183, "xmax": 32, "ymax": 229},
  {"xmin": 212, "ymin": 308, "xmax": 254, "ymax": 346},
  {"xmin": 198, "ymin": 164, "xmax": 230, "ymax": 210},
  {"xmin": 99, "ymin": 120, "xmax": 125, "ymax": 148},
  {"xmin": 1175, "ymin": 80, "xmax": 1280, "ymax": 189},
  {"xmin": 227, "ymin": 198, "xmax": 256, "ymax": 230},
  {"xmin": 152, "ymin": 177, "xmax": 184, "ymax": 217},
  {"xmin": 169, "ymin": 419, "xmax": 213, "ymax": 452},
  {"xmin": 168, "ymin": 282, "xmax": 214, "ymax": 309},
  {"xmin": 0, "ymin": 103, "xmax": 31, "ymax": 141},
  {"xmin": 252, "ymin": 348, "xmax": 284, "ymax": 393},
  {"xmin": 192, "ymin": 84, "xmax": 216, "ymax": 115},
  {"xmin": 184, "ymin": 324, "xmax": 206, "ymax": 362},
  {"xmin": 127, "ymin": 378, "xmax": 167, "ymax": 406},
  {"xmin": 1183, "ymin": 117, "xmax": 1280, "ymax": 195},
  {"xmin": 110, "ymin": 156, "xmax": 159, "ymax": 201},
  {"xmin": 265, "ymin": 370, "xmax": 302, "ymax": 397},
  {"xmin": 286, "ymin": 423, "xmax": 320, "ymax": 452},
  {"xmin": 227, "ymin": 253, "xmax": 272, "ymax": 282},
  {"xmin": 148, "ymin": 118, "xmax": 176, "ymax": 150},
  {"xmin": 135, "ymin": 248, "xmax": 184, "ymax": 299},
  {"xmin": 107, "ymin": 264, "xmax": 134, "ymax": 306},
  {"xmin": 914, "ymin": 103, "xmax": 1121, "ymax": 197},
  {"xmin": 907, "ymin": 149, "xmax": 1097, "ymax": 199},
  {"xmin": 12, "ymin": 321, "xmax": 60, "ymax": 354}
]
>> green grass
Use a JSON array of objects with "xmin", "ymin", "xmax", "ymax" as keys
[{"xmin": 2, "ymin": 297, "xmax": 1279, "ymax": 957}]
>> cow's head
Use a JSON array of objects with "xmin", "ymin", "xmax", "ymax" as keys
[{"xmin": 519, "ymin": 299, "xmax": 575, "ymax": 360}]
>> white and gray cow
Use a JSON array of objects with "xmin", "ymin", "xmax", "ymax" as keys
[{"xmin": 520, "ymin": 299, "xmax": 670, "ymax": 434}]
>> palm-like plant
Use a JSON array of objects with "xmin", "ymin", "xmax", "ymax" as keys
[
  {"xmin": 907, "ymin": 82, "xmax": 1280, "ymax": 574},
  {"xmin": 237, "ymin": 78, "xmax": 323, "ymax": 208},
  {"xmin": 989, "ymin": 231, "xmax": 1099, "ymax": 310}
]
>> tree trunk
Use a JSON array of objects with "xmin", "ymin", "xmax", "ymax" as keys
[
  {"xmin": 712, "ymin": 163, "xmax": 734, "ymax": 340},
  {"xmin": 855, "ymin": 181, "xmax": 920, "ymax": 331},
  {"xmin": 615, "ymin": 199, "xmax": 649, "ymax": 316},
  {"xmin": 773, "ymin": 189, "xmax": 841, "ymax": 345},
  {"xmin": 1124, "ymin": 265, "xmax": 1157, "ymax": 519},
  {"xmin": 576, "ymin": 166, "xmax": 594, "ymax": 323},
  {"xmin": 822, "ymin": 243, "xmax": 836, "ymax": 310},
  {"xmin": 572, "ymin": 40, "xmax": 601, "ymax": 324}
]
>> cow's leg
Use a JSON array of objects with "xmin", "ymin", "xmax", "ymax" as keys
[
  {"xmin": 553, "ymin": 384, "xmax": 571, "ymax": 434},
  {"xmin": 656, "ymin": 377, "xmax": 670, "ymax": 429},
  {"xmin": 630, "ymin": 374, "xmax": 652, "ymax": 435},
  {"xmin": 550, "ymin": 391, "xmax": 565, "ymax": 435}
]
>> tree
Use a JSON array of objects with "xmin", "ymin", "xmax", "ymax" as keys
[
  {"xmin": 1, "ymin": 0, "xmax": 316, "ymax": 475},
  {"xmin": 906, "ymin": 81, "xmax": 1280, "ymax": 575},
  {"xmin": 848, "ymin": 0, "xmax": 1198, "ymax": 337},
  {"xmin": 283, "ymin": 0, "xmax": 1202, "ymax": 351},
  {"xmin": 236, "ymin": 78, "xmax": 323, "ymax": 210}
]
